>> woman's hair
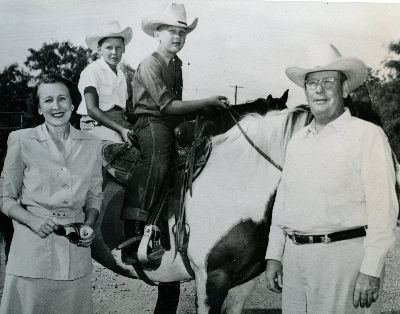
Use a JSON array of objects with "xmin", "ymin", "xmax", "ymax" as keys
[{"xmin": 33, "ymin": 74, "xmax": 81, "ymax": 107}]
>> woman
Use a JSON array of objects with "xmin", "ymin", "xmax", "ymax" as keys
[{"xmin": 0, "ymin": 74, "xmax": 103, "ymax": 314}]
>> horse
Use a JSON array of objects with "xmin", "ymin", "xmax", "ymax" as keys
[{"xmin": 89, "ymin": 91, "xmax": 289, "ymax": 300}]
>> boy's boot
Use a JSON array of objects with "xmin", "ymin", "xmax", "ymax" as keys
[{"xmin": 121, "ymin": 219, "xmax": 146, "ymax": 264}]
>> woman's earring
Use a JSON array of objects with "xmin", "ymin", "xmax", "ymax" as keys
[{"xmin": 71, "ymin": 105, "xmax": 75, "ymax": 111}]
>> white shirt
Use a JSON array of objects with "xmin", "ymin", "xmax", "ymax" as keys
[
  {"xmin": 77, "ymin": 57, "xmax": 128, "ymax": 115},
  {"xmin": 266, "ymin": 108, "xmax": 398, "ymax": 277}
]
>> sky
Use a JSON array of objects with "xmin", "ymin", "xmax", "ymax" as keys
[{"xmin": 1, "ymin": 0, "xmax": 400, "ymax": 107}]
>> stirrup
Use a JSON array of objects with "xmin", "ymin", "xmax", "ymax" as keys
[
  {"xmin": 117, "ymin": 235, "xmax": 142, "ymax": 250},
  {"xmin": 137, "ymin": 225, "xmax": 162, "ymax": 263}
]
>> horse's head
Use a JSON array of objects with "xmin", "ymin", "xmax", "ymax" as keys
[
  {"xmin": 235, "ymin": 89, "xmax": 289, "ymax": 117},
  {"xmin": 265, "ymin": 89, "xmax": 289, "ymax": 111},
  {"xmin": 201, "ymin": 90, "xmax": 290, "ymax": 136}
]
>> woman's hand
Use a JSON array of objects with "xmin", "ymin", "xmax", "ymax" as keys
[
  {"xmin": 29, "ymin": 216, "xmax": 57, "ymax": 238},
  {"xmin": 78, "ymin": 224, "xmax": 95, "ymax": 247},
  {"xmin": 120, "ymin": 128, "xmax": 134, "ymax": 147}
]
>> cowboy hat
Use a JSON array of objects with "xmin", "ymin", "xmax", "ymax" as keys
[
  {"xmin": 286, "ymin": 43, "xmax": 367, "ymax": 92},
  {"xmin": 86, "ymin": 21, "xmax": 133, "ymax": 52},
  {"xmin": 141, "ymin": 3, "xmax": 198, "ymax": 37}
]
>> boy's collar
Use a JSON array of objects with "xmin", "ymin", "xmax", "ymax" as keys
[
  {"xmin": 156, "ymin": 46, "xmax": 179, "ymax": 64},
  {"xmin": 98, "ymin": 57, "xmax": 121, "ymax": 72}
]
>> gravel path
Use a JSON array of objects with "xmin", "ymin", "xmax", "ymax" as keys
[
  {"xmin": 1, "ymin": 230, "xmax": 400, "ymax": 313},
  {"xmin": 90, "ymin": 229, "xmax": 400, "ymax": 314}
]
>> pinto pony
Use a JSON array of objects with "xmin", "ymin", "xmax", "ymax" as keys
[
  {"xmin": 91, "ymin": 96, "xmax": 314, "ymax": 313},
  {"xmin": 90, "ymin": 92, "xmax": 290, "ymax": 277}
]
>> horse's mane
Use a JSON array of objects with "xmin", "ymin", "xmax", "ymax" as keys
[{"xmin": 211, "ymin": 105, "xmax": 311, "ymax": 167}]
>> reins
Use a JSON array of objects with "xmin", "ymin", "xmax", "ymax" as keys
[{"xmin": 227, "ymin": 107, "xmax": 283, "ymax": 172}]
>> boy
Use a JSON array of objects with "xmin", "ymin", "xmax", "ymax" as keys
[
  {"xmin": 77, "ymin": 21, "xmax": 133, "ymax": 144},
  {"xmin": 121, "ymin": 3, "xmax": 230, "ymax": 261}
]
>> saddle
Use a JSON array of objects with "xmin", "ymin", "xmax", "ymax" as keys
[
  {"xmin": 102, "ymin": 116, "xmax": 214, "ymax": 186},
  {"xmin": 102, "ymin": 115, "xmax": 214, "ymax": 274}
]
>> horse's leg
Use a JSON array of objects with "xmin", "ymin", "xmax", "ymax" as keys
[
  {"xmin": 194, "ymin": 267, "xmax": 209, "ymax": 314},
  {"xmin": 221, "ymin": 277, "xmax": 258, "ymax": 314},
  {"xmin": 0, "ymin": 213, "xmax": 13, "ymax": 263},
  {"xmin": 154, "ymin": 282, "xmax": 180, "ymax": 314}
]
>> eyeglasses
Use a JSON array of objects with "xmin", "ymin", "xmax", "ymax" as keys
[
  {"xmin": 305, "ymin": 78, "xmax": 338, "ymax": 91},
  {"xmin": 54, "ymin": 223, "xmax": 82, "ymax": 245}
]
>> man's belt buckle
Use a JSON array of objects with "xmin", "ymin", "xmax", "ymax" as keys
[{"xmin": 321, "ymin": 234, "xmax": 331, "ymax": 244}]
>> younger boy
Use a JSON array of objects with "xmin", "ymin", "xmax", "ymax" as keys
[
  {"xmin": 122, "ymin": 3, "xmax": 230, "ymax": 261},
  {"xmin": 77, "ymin": 21, "xmax": 133, "ymax": 144}
]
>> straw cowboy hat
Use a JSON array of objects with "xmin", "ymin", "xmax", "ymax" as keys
[
  {"xmin": 286, "ymin": 43, "xmax": 367, "ymax": 92},
  {"xmin": 141, "ymin": 3, "xmax": 198, "ymax": 37},
  {"xmin": 86, "ymin": 21, "xmax": 133, "ymax": 52}
]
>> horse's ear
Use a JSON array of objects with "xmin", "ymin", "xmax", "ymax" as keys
[
  {"xmin": 267, "ymin": 94, "xmax": 272, "ymax": 101},
  {"xmin": 281, "ymin": 89, "xmax": 289, "ymax": 103}
]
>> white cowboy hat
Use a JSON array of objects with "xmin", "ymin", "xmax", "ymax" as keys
[
  {"xmin": 86, "ymin": 21, "xmax": 133, "ymax": 52},
  {"xmin": 286, "ymin": 43, "xmax": 367, "ymax": 92},
  {"xmin": 141, "ymin": 3, "xmax": 198, "ymax": 37}
]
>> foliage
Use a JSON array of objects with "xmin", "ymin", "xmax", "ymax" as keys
[
  {"xmin": 0, "ymin": 63, "xmax": 32, "ymax": 113},
  {"xmin": 349, "ymin": 45, "xmax": 400, "ymax": 160},
  {"xmin": 374, "ymin": 42, "xmax": 400, "ymax": 160},
  {"xmin": 24, "ymin": 41, "xmax": 97, "ymax": 83}
]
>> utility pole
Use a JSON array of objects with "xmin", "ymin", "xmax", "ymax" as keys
[{"xmin": 229, "ymin": 85, "xmax": 244, "ymax": 105}]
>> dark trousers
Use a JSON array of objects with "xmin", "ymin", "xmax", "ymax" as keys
[{"xmin": 122, "ymin": 115, "xmax": 183, "ymax": 222}]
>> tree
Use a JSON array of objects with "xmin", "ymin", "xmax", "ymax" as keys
[
  {"xmin": 383, "ymin": 41, "xmax": 400, "ymax": 80},
  {"xmin": 24, "ymin": 41, "xmax": 97, "ymax": 83},
  {"xmin": 0, "ymin": 63, "xmax": 32, "ymax": 113},
  {"xmin": 371, "ymin": 41, "xmax": 400, "ymax": 159}
]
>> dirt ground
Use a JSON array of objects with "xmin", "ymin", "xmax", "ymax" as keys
[{"xmin": 2, "ymin": 230, "xmax": 400, "ymax": 314}]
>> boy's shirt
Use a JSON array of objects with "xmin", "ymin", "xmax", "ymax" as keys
[
  {"xmin": 129, "ymin": 47, "xmax": 182, "ymax": 117},
  {"xmin": 77, "ymin": 57, "xmax": 128, "ymax": 115}
]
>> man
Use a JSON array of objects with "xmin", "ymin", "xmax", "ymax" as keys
[{"xmin": 265, "ymin": 43, "xmax": 398, "ymax": 313}]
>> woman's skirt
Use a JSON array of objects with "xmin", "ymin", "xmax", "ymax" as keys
[{"xmin": 0, "ymin": 273, "xmax": 93, "ymax": 314}]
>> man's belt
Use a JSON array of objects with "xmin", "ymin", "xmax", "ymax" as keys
[{"xmin": 288, "ymin": 226, "xmax": 366, "ymax": 245}]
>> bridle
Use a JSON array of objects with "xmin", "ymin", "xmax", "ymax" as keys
[{"xmin": 227, "ymin": 107, "xmax": 283, "ymax": 172}]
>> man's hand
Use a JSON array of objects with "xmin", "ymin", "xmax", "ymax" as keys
[
  {"xmin": 266, "ymin": 259, "xmax": 283, "ymax": 293},
  {"xmin": 353, "ymin": 272, "xmax": 380, "ymax": 309}
]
